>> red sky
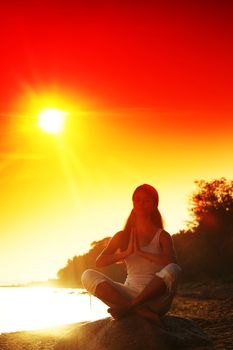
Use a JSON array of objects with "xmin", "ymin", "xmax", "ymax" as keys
[
  {"xmin": 1, "ymin": 1, "xmax": 233, "ymax": 112},
  {"xmin": 0, "ymin": 1, "xmax": 233, "ymax": 283}
]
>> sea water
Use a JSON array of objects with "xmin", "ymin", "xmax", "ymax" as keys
[{"xmin": 0, "ymin": 287, "xmax": 108, "ymax": 333}]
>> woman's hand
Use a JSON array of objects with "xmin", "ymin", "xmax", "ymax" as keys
[
  {"xmin": 122, "ymin": 231, "xmax": 135, "ymax": 258},
  {"xmin": 95, "ymin": 231, "xmax": 133, "ymax": 267},
  {"xmin": 133, "ymin": 232, "xmax": 142, "ymax": 256}
]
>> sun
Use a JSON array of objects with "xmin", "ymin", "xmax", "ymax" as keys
[{"xmin": 38, "ymin": 108, "xmax": 67, "ymax": 134}]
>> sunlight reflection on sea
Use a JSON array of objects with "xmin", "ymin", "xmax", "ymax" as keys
[{"xmin": 0, "ymin": 287, "xmax": 108, "ymax": 333}]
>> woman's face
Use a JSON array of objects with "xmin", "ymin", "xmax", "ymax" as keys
[{"xmin": 133, "ymin": 189, "xmax": 155, "ymax": 217}]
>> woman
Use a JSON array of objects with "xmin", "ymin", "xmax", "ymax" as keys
[{"xmin": 81, "ymin": 184, "xmax": 181, "ymax": 325}]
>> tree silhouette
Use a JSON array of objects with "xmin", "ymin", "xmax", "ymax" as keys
[
  {"xmin": 189, "ymin": 177, "xmax": 233, "ymax": 229},
  {"xmin": 173, "ymin": 178, "xmax": 233, "ymax": 279}
]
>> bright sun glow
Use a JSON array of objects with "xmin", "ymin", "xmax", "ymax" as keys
[{"xmin": 38, "ymin": 108, "xmax": 67, "ymax": 134}]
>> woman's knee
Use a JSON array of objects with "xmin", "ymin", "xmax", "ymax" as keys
[
  {"xmin": 81, "ymin": 269, "xmax": 96, "ymax": 289},
  {"xmin": 156, "ymin": 263, "xmax": 181, "ymax": 292},
  {"xmin": 81, "ymin": 269, "xmax": 107, "ymax": 295}
]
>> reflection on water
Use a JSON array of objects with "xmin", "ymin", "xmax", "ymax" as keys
[{"xmin": 0, "ymin": 287, "xmax": 108, "ymax": 333}]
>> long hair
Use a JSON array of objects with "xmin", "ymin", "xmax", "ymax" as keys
[{"xmin": 120, "ymin": 184, "xmax": 164, "ymax": 250}]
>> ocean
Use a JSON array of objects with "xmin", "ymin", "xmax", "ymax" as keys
[{"xmin": 0, "ymin": 286, "xmax": 108, "ymax": 334}]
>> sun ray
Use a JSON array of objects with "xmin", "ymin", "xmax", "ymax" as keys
[{"xmin": 54, "ymin": 140, "xmax": 88, "ymax": 212}]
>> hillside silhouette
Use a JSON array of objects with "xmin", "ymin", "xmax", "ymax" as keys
[{"xmin": 57, "ymin": 178, "xmax": 233, "ymax": 287}]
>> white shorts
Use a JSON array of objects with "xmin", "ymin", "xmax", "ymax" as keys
[{"xmin": 81, "ymin": 263, "xmax": 181, "ymax": 315}]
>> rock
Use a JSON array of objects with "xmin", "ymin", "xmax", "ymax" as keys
[{"xmin": 55, "ymin": 315, "xmax": 213, "ymax": 350}]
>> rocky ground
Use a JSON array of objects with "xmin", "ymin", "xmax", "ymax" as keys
[
  {"xmin": 169, "ymin": 281, "xmax": 233, "ymax": 350},
  {"xmin": 0, "ymin": 281, "xmax": 232, "ymax": 350}
]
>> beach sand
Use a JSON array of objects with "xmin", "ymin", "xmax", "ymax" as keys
[{"xmin": 0, "ymin": 281, "xmax": 232, "ymax": 350}]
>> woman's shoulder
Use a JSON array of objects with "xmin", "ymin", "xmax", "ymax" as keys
[
  {"xmin": 158, "ymin": 229, "xmax": 174, "ymax": 248},
  {"xmin": 153, "ymin": 227, "xmax": 170, "ymax": 237},
  {"xmin": 160, "ymin": 229, "xmax": 171, "ymax": 237},
  {"xmin": 112, "ymin": 230, "xmax": 128, "ymax": 250},
  {"xmin": 155, "ymin": 228, "xmax": 172, "ymax": 242},
  {"xmin": 112, "ymin": 230, "xmax": 125, "ymax": 241},
  {"xmin": 162, "ymin": 228, "xmax": 173, "ymax": 238},
  {"xmin": 104, "ymin": 231, "xmax": 125, "ymax": 252}
]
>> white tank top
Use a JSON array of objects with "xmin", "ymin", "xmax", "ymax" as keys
[{"xmin": 124, "ymin": 228, "xmax": 164, "ymax": 289}]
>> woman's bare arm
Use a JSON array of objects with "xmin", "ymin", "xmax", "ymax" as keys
[{"xmin": 96, "ymin": 231, "xmax": 133, "ymax": 268}]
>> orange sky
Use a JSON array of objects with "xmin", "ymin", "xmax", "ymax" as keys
[{"xmin": 0, "ymin": 1, "xmax": 233, "ymax": 283}]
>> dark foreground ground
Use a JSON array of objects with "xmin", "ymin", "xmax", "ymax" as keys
[
  {"xmin": 0, "ymin": 281, "xmax": 232, "ymax": 350},
  {"xmin": 169, "ymin": 281, "xmax": 233, "ymax": 350}
]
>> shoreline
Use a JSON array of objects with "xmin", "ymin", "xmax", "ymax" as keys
[{"xmin": 0, "ymin": 280, "xmax": 82, "ymax": 289}]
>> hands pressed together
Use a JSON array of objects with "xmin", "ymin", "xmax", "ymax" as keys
[
  {"xmin": 95, "ymin": 230, "xmax": 146, "ymax": 268},
  {"xmin": 121, "ymin": 231, "xmax": 142, "ymax": 259}
]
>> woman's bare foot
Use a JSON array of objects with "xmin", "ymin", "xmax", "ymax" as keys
[
  {"xmin": 107, "ymin": 305, "xmax": 132, "ymax": 319},
  {"xmin": 135, "ymin": 305, "xmax": 161, "ymax": 326}
]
